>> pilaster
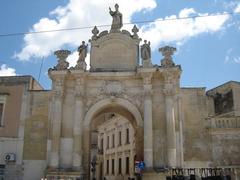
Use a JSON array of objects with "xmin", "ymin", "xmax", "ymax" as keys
[
  {"xmin": 162, "ymin": 68, "xmax": 181, "ymax": 168},
  {"xmin": 49, "ymin": 75, "xmax": 65, "ymax": 168},
  {"xmin": 141, "ymin": 71, "xmax": 154, "ymax": 169},
  {"xmin": 72, "ymin": 71, "xmax": 86, "ymax": 171}
]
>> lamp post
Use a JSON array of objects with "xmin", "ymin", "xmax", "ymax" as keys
[{"xmin": 91, "ymin": 158, "xmax": 97, "ymax": 180}]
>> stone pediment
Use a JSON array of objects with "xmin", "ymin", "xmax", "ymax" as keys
[{"xmin": 90, "ymin": 30, "xmax": 141, "ymax": 71}]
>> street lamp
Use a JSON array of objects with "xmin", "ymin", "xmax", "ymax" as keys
[{"xmin": 91, "ymin": 157, "xmax": 97, "ymax": 180}]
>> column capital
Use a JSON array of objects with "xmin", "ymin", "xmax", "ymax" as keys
[
  {"xmin": 141, "ymin": 72, "xmax": 153, "ymax": 85},
  {"xmin": 52, "ymin": 78, "xmax": 65, "ymax": 100},
  {"xmin": 163, "ymin": 88, "xmax": 176, "ymax": 97},
  {"xmin": 143, "ymin": 84, "xmax": 153, "ymax": 98},
  {"xmin": 162, "ymin": 68, "xmax": 181, "ymax": 84},
  {"xmin": 75, "ymin": 78, "xmax": 85, "ymax": 101}
]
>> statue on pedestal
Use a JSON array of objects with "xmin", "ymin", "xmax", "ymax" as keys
[
  {"xmin": 109, "ymin": 4, "xmax": 122, "ymax": 32},
  {"xmin": 141, "ymin": 40, "xmax": 152, "ymax": 67},
  {"xmin": 75, "ymin": 41, "xmax": 88, "ymax": 70}
]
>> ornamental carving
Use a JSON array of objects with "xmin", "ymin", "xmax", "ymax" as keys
[
  {"xmin": 101, "ymin": 80, "xmax": 125, "ymax": 96},
  {"xmin": 159, "ymin": 46, "xmax": 176, "ymax": 68},
  {"xmin": 53, "ymin": 50, "xmax": 70, "ymax": 70},
  {"xmin": 85, "ymin": 82, "xmax": 143, "ymax": 112}
]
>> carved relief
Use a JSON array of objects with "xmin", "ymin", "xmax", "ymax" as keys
[
  {"xmin": 85, "ymin": 80, "xmax": 143, "ymax": 112},
  {"xmin": 100, "ymin": 80, "xmax": 125, "ymax": 96}
]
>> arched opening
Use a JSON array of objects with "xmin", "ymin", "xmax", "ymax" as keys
[{"xmin": 82, "ymin": 98, "xmax": 143, "ymax": 180}]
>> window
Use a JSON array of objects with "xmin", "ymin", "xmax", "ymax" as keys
[
  {"xmin": 112, "ymin": 134, "xmax": 115, "ymax": 148},
  {"xmin": 107, "ymin": 136, "xmax": 109, "ymax": 149},
  {"xmin": 0, "ymin": 103, "xmax": 4, "ymax": 127},
  {"xmin": 0, "ymin": 95, "xmax": 7, "ymax": 127},
  {"xmin": 112, "ymin": 159, "xmax": 115, "ymax": 174},
  {"xmin": 126, "ymin": 128, "xmax": 130, "ymax": 144},
  {"xmin": 118, "ymin": 158, "xmax": 122, "ymax": 174},
  {"xmin": 126, "ymin": 157, "xmax": 129, "ymax": 174},
  {"xmin": 106, "ymin": 160, "xmax": 109, "ymax": 174},
  {"xmin": 118, "ymin": 131, "xmax": 121, "ymax": 146},
  {"xmin": 99, "ymin": 138, "xmax": 103, "ymax": 154}
]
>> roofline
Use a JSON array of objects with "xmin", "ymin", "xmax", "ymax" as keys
[
  {"xmin": 0, "ymin": 75, "xmax": 44, "ymax": 90},
  {"xmin": 206, "ymin": 80, "xmax": 240, "ymax": 93}
]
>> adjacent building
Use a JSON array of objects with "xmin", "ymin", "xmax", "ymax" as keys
[{"xmin": 0, "ymin": 76, "xmax": 43, "ymax": 179}]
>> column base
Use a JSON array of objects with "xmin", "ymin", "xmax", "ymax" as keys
[
  {"xmin": 142, "ymin": 171, "xmax": 166, "ymax": 180},
  {"xmin": 167, "ymin": 148, "xmax": 176, "ymax": 167},
  {"xmin": 45, "ymin": 169, "xmax": 85, "ymax": 180}
]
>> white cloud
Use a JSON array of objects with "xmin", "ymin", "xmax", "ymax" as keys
[
  {"xmin": 0, "ymin": 64, "xmax": 16, "ymax": 76},
  {"xmin": 234, "ymin": 57, "xmax": 240, "ymax": 63},
  {"xmin": 139, "ymin": 8, "xmax": 230, "ymax": 50},
  {"xmin": 234, "ymin": 3, "xmax": 240, "ymax": 13},
  {"xmin": 15, "ymin": 0, "xmax": 230, "ymax": 62},
  {"xmin": 15, "ymin": 0, "xmax": 156, "ymax": 61},
  {"xmin": 225, "ymin": 48, "xmax": 240, "ymax": 64}
]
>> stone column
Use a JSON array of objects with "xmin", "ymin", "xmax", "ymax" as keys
[
  {"xmin": 50, "ymin": 78, "xmax": 64, "ymax": 168},
  {"xmin": 142, "ymin": 73, "xmax": 153, "ymax": 169},
  {"xmin": 163, "ymin": 82, "xmax": 177, "ymax": 167},
  {"xmin": 72, "ymin": 77, "xmax": 85, "ymax": 171}
]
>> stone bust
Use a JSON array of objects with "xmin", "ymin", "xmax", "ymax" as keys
[{"xmin": 109, "ymin": 4, "xmax": 123, "ymax": 32}]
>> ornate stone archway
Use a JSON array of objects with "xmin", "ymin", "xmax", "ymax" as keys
[{"xmin": 82, "ymin": 97, "xmax": 144, "ymax": 179}]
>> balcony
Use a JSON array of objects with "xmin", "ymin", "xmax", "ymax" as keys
[{"xmin": 207, "ymin": 117, "xmax": 240, "ymax": 134}]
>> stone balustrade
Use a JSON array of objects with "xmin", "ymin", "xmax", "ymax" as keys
[{"xmin": 209, "ymin": 117, "xmax": 240, "ymax": 129}]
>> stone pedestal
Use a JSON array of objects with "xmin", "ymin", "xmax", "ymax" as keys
[{"xmin": 142, "ymin": 171, "xmax": 166, "ymax": 180}]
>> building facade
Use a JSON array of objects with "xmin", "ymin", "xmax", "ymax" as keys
[
  {"xmin": 0, "ymin": 4, "xmax": 239, "ymax": 180},
  {"xmin": 0, "ymin": 76, "xmax": 43, "ymax": 180}
]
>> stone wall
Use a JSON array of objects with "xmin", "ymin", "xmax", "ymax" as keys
[
  {"xmin": 23, "ymin": 90, "xmax": 50, "ymax": 179},
  {"xmin": 180, "ymin": 88, "xmax": 212, "ymax": 167}
]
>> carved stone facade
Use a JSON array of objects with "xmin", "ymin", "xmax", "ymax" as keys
[{"xmin": 1, "ymin": 5, "xmax": 239, "ymax": 180}]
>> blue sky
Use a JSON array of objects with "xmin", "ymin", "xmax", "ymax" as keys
[{"xmin": 0, "ymin": 0, "xmax": 239, "ymax": 90}]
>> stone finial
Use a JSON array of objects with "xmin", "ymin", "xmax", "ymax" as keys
[
  {"xmin": 132, "ymin": 25, "xmax": 139, "ymax": 39},
  {"xmin": 109, "ymin": 3, "xmax": 123, "ymax": 32},
  {"xmin": 91, "ymin": 26, "xmax": 99, "ymax": 40},
  {"xmin": 53, "ymin": 50, "xmax": 70, "ymax": 70},
  {"xmin": 159, "ymin": 46, "xmax": 176, "ymax": 67}
]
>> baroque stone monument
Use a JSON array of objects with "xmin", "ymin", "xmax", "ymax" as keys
[{"xmin": 31, "ymin": 4, "xmax": 239, "ymax": 180}]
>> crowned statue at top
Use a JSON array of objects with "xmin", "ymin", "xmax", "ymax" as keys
[{"xmin": 109, "ymin": 4, "xmax": 123, "ymax": 32}]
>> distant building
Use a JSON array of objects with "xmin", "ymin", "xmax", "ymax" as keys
[{"xmin": 0, "ymin": 4, "xmax": 240, "ymax": 180}]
